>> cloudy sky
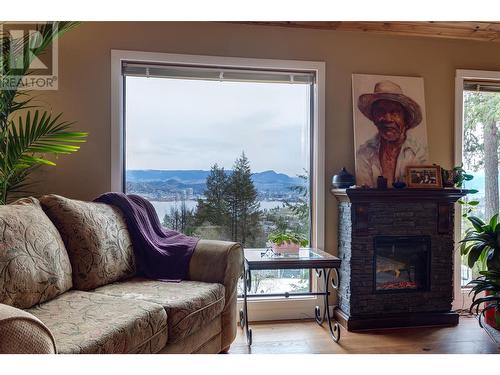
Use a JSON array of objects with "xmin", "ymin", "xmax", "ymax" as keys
[{"xmin": 125, "ymin": 76, "xmax": 310, "ymax": 176}]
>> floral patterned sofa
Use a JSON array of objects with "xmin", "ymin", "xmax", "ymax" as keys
[{"xmin": 0, "ymin": 195, "xmax": 243, "ymax": 354}]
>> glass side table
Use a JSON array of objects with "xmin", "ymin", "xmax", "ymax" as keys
[{"xmin": 239, "ymin": 248, "xmax": 342, "ymax": 346}]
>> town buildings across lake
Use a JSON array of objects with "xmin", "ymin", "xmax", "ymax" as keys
[{"xmin": 151, "ymin": 200, "xmax": 286, "ymax": 219}]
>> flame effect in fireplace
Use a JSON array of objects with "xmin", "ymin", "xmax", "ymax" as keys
[{"xmin": 378, "ymin": 281, "xmax": 418, "ymax": 290}]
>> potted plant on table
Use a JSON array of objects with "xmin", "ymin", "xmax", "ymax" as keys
[
  {"xmin": 268, "ymin": 231, "xmax": 308, "ymax": 254},
  {"xmin": 460, "ymin": 214, "xmax": 500, "ymax": 329}
]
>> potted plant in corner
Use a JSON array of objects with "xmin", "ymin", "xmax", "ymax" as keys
[
  {"xmin": 460, "ymin": 214, "xmax": 500, "ymax": 329},
  {"xmin": 268, "ymin": 231, "xmax": 308, "ymax": 254},
  {"xmin": 0, "ymin": 22, "xmax": 87, "ymax": 204}
]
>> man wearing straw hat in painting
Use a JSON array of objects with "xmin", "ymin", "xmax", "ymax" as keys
[{"xmin": 356, "ymin": 80, "xmax": 427, "ymax": 187}]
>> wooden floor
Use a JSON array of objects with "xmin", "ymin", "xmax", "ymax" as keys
[{"xmin": 229, "ymin": 316, "xmax": 500, "ymax": 354}]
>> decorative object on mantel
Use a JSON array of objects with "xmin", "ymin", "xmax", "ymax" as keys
[
  {"xmin": 405, "ymin": 165, "xmax": 442, "ymax": 188},
  {"xmin": 352, "ymin": 74, "xmax": 428, "ymax": 188},
  {"xmin": 331, "ymin": 167, "xmax": 355, "ymax": 188},
  {"xmin": 392, "ymin": 179, "xmax": 406, "ymax": 189},
  {"xmin": 441, "ymin": 168, "xmax": 455, "ymax": 188},
  {"xmin": 451, "ymin": 165, "xmax": 477, "ymax": 190},
  {"xmin": 330, "ymin": 187, "xmax": 469, "ymax": 331},
  {"xmin": 376, "ymin": 176, "xmax": 388, "ymax": 189},
  {"xmin": 442, "ymin": 165, "xmax": 477, "ymax": 189}
]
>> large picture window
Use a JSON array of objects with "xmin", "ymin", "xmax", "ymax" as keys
[{"xmin": 122, "ymin": 61, "xmax": 316, "ymax": 295}]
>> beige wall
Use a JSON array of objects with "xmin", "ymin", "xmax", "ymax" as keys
[{"xmin": 36, "ymin": 21, "xmax": 500, "ymax": 253}]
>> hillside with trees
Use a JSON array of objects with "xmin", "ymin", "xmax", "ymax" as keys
[{"xmin": 161, "ymin": 152, "xmax": 309, "ymax": 249}]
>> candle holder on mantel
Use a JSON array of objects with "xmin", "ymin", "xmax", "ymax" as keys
[{"xmin": 376, "ymin": 176, "xmax": 388, "ymax": 189}]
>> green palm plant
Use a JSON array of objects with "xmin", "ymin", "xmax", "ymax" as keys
[
  {"xmin": 460, "ymin": 214, "xmax": 500, "ymax": 271},
  {"xmin": 468, "ymin": 270, "xmax": 500, "ymax": 328},
  {"xmin": 460, "ymin": 214, "xmax": 500, "ymax": 328},
  {"xmin": 0, "ymin": 22, "xmax": 87, "ymax": 204}
]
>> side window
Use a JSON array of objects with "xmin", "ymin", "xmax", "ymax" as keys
[{"xmin": 460, "ymin": 81, "xmax": 500, "ymax": 285}]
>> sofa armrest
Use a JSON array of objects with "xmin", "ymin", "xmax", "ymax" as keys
[
  {"xmin": 188, "ymin": 239, "xmax": 243, "ymax": 349},
  {"xmin": 0, "ymin": 303, "xmax": 57, "ymax": 354},
  {"xmin": 188, "ymin": 239, "xmax": 243, "ymax": 287}
]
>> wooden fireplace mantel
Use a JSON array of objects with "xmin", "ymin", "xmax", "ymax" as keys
[{"xmin": 331, "ymin": 188, "xmax": 469, "ymax": 203}]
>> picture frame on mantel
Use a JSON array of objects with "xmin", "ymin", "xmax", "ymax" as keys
[{"xmin": 406, "ymin": 165, "xmax": 443, "ymax": 188}]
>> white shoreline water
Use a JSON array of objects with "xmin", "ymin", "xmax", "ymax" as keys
[{"xmin": 151, "ymin": 200, "xmax": 285, "ymax": 219}]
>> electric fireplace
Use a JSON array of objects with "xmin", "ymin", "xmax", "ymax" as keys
[
  {"xmin": 331, "ymin": 188, "xmax": 468, "ymax": 331},
  {"xmin": 374, "ymin": 236, "xmax": 430, "ymax": 293}
]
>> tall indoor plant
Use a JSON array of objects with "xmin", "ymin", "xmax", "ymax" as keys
[
  {"xmin": 0, "ymin": 22, "xmax": 87, "ymax": 204},
  {"xmin": 460, "ymin": 214, "xmax": 500, "ymax": 328}
]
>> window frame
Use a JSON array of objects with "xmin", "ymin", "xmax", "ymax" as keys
[
  {"xmin": 453, "ymin": 69, "xmax": 500, "ymax": 309},
  {"xmin": 111, "ymin": 50, "xmax": 326, "ymax": 320}
]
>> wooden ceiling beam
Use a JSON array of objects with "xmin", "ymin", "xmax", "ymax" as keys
[{"xmin": 230, "ymin": 21, "xmax": 500, "ymax": 42}]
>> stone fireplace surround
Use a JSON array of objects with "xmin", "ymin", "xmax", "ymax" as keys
[{"xmin": 331, "ymin": 188, "xmax": 467, "ymax": 331}]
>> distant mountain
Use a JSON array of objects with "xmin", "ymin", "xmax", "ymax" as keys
[
  {"xmin": 252, "ymin": 170, "xmax": 299, "ymax": 184},
  {"xmin": 126, "ymin": 170, "xmax": 210, "ymax": 184},
  {"xmin": 251, "ymin": 170, "xmax": 303, "ymax": 192},
  {"xmin": 126, "ymin": 169, "xmax": 304, "ymax": 196}
]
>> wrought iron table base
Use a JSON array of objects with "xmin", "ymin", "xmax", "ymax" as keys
[
  {"xmin": 239, "ymin": 267, "xmax": 340, "ymax": 346},
  {"xmin": 314, "ymin": 268, "xmax": 341, "ymax": 342}
]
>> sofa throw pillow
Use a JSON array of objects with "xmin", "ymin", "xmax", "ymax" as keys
[
  {"xmin": 0, "ymin": 197, "xmax": 73, "ymax": 308},
  {"xmin": 39, "ymin": 195, "xmax": 136, "ymax": 290}
]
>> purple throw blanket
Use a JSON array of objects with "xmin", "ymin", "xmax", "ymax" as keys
[{"xmin": 94, "ymin": 192, "xmax": 199, "ymax": 281}]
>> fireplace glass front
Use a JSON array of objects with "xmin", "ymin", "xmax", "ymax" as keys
[{"xmin": 373, "ymin": 236, "xmax": 430, "ymax": 292}]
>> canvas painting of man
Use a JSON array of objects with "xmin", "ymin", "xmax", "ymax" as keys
[{"xmin": 352, "ymin": 74, "xmax": 429, "ymax": 187}]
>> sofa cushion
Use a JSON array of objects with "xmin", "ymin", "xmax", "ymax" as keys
[
  {"xmin": 39, "ymin": 194, "xmax": 136, "ymax": 290},
  {"xmin": 159, "ymin": 316, "xmax": 222, "ymax": 354},
  {"xmin": 27, "ymin": 290, "xmax": 168, "ymax": 354},
  {"xmin": 93, "ymin": 277, "xmax": 225, "ymax": 343},
  {"xmin": 0, "ymin": 197, "xmax": 72, "ymax": 309}
]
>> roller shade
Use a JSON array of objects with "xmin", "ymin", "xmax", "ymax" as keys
[
  {"xmin": 122, "ymin": 62, "xmax": 315, "ymax": 84},
  {"xmin": 464, "ymin": 80, "xmax": 500, "ymax": 93}
]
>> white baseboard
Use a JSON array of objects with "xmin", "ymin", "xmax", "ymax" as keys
[{"xmin": 453, "ymin": 288, "xmax": 474, "ymax": 312}]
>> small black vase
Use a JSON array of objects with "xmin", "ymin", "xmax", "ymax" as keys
[
  {"xmin": 332, "ymin": 167, "xmax": 355, "ymax": 188},
  {"xmin": 377, "ymin": 176, "xmax": 388, "ymax": 189}
]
